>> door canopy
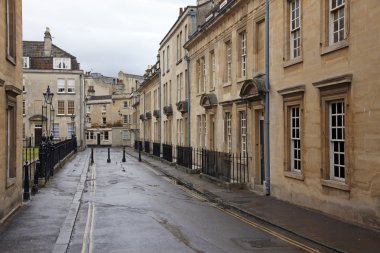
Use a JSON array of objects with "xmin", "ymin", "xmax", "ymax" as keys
[
  {"xmin": 239, "ymin": 74, "xmax": 266, "ymax": 101},
  {"xmin": 200, "ymin": 93, "xmax": 218, "ymax": 109}
]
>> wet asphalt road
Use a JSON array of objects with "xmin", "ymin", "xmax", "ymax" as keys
[{"xmin": 67, "ymin": 148, "xmax": 305, "ymax": 253}]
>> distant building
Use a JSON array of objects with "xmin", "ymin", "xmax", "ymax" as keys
[
  {"xmin": 84, "ymin": 72, "xmax": 143, "ymax": 146},
  {"xmin": 23, "ymin": 28, "xmax": 84, "ymax": 148},
  {"xmin": 0, "ymin": 0, "xmax": 23, "ymax": 222}
]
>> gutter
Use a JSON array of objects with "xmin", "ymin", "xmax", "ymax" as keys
[{"xmin": 185, "ymin": 55, "xmax": 191, "ymax": 146}]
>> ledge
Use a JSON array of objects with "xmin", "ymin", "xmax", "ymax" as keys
[
  {"xmin": 223, "ymin": 82, "xmax": 232, "ymax": 88},
  {"xmin": 321, "ymin": 40, "xmax": 349, "ymax": 56},
  {"xmin": 176, "ymin": 58, "xmax": 183, "ymax": 65},
  {"xmin": 321, "ymin": 179, "xmax": 350, "ymax": 192},
  {"xmin": 283, "ymin": 56, "xmax": 303, "ymax": 68},
  {"xmin": 277, "ymin": 85, "xmax": 305, "ymax": 96},
  {"xmin": 284, "ymin": 171, "xmax": 304, "ymax": 181},
  {"xmin": 313, "ymin": 74, "xmax": 352, "ymax": 89}
]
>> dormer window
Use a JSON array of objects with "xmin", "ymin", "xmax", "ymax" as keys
[
  {"xmin": 22, "ymin": 57, "xmax": 30, "ymax": 68},
  {"xmin": 53, "ymin": 58, "xmax": 71, "ymax": 70}
]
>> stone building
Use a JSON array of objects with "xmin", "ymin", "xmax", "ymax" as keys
[
  {"xmin": 137, "ymin": 64, "xmax": 160, "ymax": 152},
  {"xmin": 184, "ymin": 0, "xmax": 380, "ymax": 229},
  {"xmin": 0, "ymin": 0, "xmax": 23, "ymax": 222},
  {"xmin": 159, "ymin": 1, "xmax": 215, "ymax": 147},
  {"xmin": 84, "ymin": 72, "xmax": 142, "ymax": 146},
  {"xmin": 23, "ymin": 28, "xmax": 84, "ymax": 147},
  {"xmin": 185, "ymin": 0, "xmax": 266, "ymax": 191},
  {"xmin": 269, "ymin": 0, "xmax": 380, "ymax": 229}
]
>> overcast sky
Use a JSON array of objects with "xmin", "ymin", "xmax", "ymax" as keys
[{"xmin": 23, "ymin": 0, "xmax": 195, "ymax": 77}]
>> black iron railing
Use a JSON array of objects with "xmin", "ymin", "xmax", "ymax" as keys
[
  {"xmin": 162, "ymin": 143, "xmax": 173, "ymax": 162},
  {"xmin": 23, "ymin": 138, "xmax": 40, "ymax": 200},
  {"xmin": 153, "ymin": 142, "xmax": 160, "ymax": 157},
  {"xmin": 176, "ymin": 145, "xmax": 193, "ymax": 169},
  {"xmin": 199, "ymin": 149, "xmax": 249, "ymax": 183},
  {"xmin": 144, "ymin": 141, "xmax": 150, "ymax": 153},
  {"xmin": 38, "ymin": 137, "xmax": 77, "ymax": 182},
  {"xmin": 134, "ymin": 140, "xmax": 142, "ymax": 150}
]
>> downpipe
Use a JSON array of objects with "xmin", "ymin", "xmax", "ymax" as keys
[{"xmin": 264, "ymin": 0, "xmax": 270, "ymax": 196}]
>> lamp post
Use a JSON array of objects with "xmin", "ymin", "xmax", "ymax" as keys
[
  {"xmin": 40, "ymin": 86, "xmax": 54, "ymax": 181},
  {"xmin": 71, "ymin": 113, "xmax": 77, "ymax": 152}
]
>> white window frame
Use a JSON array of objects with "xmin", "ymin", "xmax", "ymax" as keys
[
  {"xmin": 290, "ymin": 0, "xmax": 301, "ymax": 59},
  {"xmin": 123, "ymin": 101, "xmax": 129, "ymax": 108},
  {"xmin": 240, "ymin": 111, "xmax": 247, "ymax": 154},
  {"xmin": 202, "ymin": 57, "xmax": 206, "ymax": 92},
  {"xmin": 67, "ymin": 122, "xmax": 74, "ymax": 138},
  {"xmin": 57, "ymin": 100, "xmax": 65, "ymax": 115},
  {"xmin": 104, "ymin": 131, "xmax": 109, "ymax": 141},
  {"xmin": 86, "ymin": 105, "xmax": 91, "ymax": 113},
  {"xmin": 210, "ymin": 51, "xmax": 216, "ymax": 90},
  {"xmin": 329, "ymin": 0, "xmax": 345, "ymax": 45},
  {"xmin": 67, "ymin": 100, "xmax": 75, "ymax": 115},
  {"xmin": 67, "ymin": 79, "xmax": 75, "ymax": 93},
  {"xmin": 329, "ymin": 100, "xmax": 345, "ymax": 181},
  {"xmin": 23, "ymin": 57, "xmax": 30, "ymax": 68},
  {"xmin": 241, "ymin": 32, "xmax": 247, "ymax": 77},
  {"xmin": 226, "ymin": 41, "xmax": 232, "ymax": 82},
  {"xmin": 52, "ymin": 123, "xmax": 60, "ymax": 140},
  {"xmin": 123, "ymin": 115, "xmax": 129, "ymax": 124},
  {"xmin": 53, "ymin": 58, "xmax": 71, "ymax": 70},
  {"xmin": 226, "ymin": 112, "xmax": 232, "ymax": 153},
  {"xmin": 102, "ymin": 104, "xmax": 107, "ymax": 113},
  {"xmin": 57, "ymin": 79, "xmax": 65, "ymax": 93},
  {"xmin": 290, "ymin": 106, "xmax": 301, "ymax": 171}
]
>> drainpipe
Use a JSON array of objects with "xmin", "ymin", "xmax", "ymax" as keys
[
  {"xmin": 80, "ymin": 73, "xmax": 84, "ymax": 150},
  {"xmin": 143, "ymin": 91, "xmax": 146, "ymax": 145},
  {"xmin": 158, "ymin": 67, "xmax": 162, "ymax": 150},
  {"xmin": 264, "ymin": 0, "xmax": 270, "ymax": 196},
  {"xmin": 185, "ymin": 55, "xmax": 191, "ymax": 146}
]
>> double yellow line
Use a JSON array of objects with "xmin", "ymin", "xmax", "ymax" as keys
[{"xmin": 179, "ymin": 185, "xmax": 320, "ymax": 253}]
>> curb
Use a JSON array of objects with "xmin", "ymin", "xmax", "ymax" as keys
[
  {"xmin": 126, "ymin": 148, "xmax": 345, "ymax": 253},
  {"xmin": 52, "ymin": 151, "xmax": 91, "ymax": 253}
]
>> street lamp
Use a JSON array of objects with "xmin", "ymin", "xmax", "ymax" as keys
[
  {"xmin": 70, "ymin": 113, "xmax": 76, "ymax": 137},
  {"xmin": 42, "ymin": 86, "xmax": 54, "ymax": 142}
]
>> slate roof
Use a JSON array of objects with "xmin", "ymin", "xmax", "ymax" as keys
[{"xmin": 23, "ymin": 41, "xmax": 80, "ymax": 70}]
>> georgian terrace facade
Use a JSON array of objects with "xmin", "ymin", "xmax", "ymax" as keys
[{"xmin": 185, "ymin": 0, "xmax": 267, "ymax": 193}]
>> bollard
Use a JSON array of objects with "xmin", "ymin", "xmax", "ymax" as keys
[
  {"xmin": 138, "ymin": 142, "xmax": 142, "ymax": 162},
  {"xmin": 122, "ymin": 146, "xmax": 126, "ymax": 162},
  {"xmin": 91, "ymin": 148, "xmax": 94, "ymax": 165},
  {"xmin": 107, "ymin": 147, "xmax": 111, "ymax": 163},
  {"xmin": 23, "ymin": 162, "xmax": 30, "ymax": 201}
]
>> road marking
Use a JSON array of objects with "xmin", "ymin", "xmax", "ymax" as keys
[
  {"xmin": 81, "ymin": 164, "xmax": 96, "ymax": 253},
  {"xmin": 178, "ymin": 185, "xmax": 320, "ymax": 253}
]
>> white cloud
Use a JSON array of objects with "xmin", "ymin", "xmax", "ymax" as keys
[{"xmin": 23, "ymin": 0, "xmax": 194, "ymax": 77}]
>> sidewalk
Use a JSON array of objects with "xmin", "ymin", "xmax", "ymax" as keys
[
  {"xmin": 126, "ymin": 147, "xmax": 380, "ymax": 253},
  {"xmin": 0, "ymin": 150, "xmax": 90, "ymax": 253}
]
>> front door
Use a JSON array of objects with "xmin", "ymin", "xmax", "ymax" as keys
[
  {"xmin": 35, "ymin": 126, "xmax": 42, "ymax": 147},
  {"xmin": 97, "ymin": 133, "xmax": 101, "ymax": 146},
  {"xmin": 259, "ymin": 116, "xmax": 265, "ymax": 184}
]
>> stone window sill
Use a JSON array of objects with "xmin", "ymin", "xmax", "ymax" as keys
[
  {"xmin": 6, "ymin": 178, "xmax": 16, "ymax": 189},
  {"xmin": 176, "ymin": 59, "xmax": 183, "ymax": 65},
  {"xmin": 223, "ymin": 82, "xmax": 232, "ymax": 88},
  {"xmin": 321, "ymin": 40, "xmax": 349, "ymax": 56},
  {"xmin": 321, "ymin": 179, "xmax": 350, "ymax": 192},
  {"xmin": 237, "ymin": 77, "xmax": 247, "ymax": 84},
  {"xmin": 284, "ymin": 171, "xmax": 304, "ymax": 181},
  {"xmin": 283, "ymin": 56, "xmax": 303, "ymax": 68},
  {"xmin": 196, "ymin": 92, "xmax": 206, "ymax": 97}
]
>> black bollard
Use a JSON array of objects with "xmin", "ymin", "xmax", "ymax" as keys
[
  {"xmin": 91, "ymin": 148, "xmax": 94, "ymax": 165},
  {"xmin": 138, "ymin": 142, "xmax": 142, "ymax": 162},
  {"xmin": 107, "ymin": 147, "xmax": 111, "ymax": 163},
  {"xmin": 23, "ymin": 162, "xmax": 30, "ymax": 201},
  {"xmin": 122, "ymin": 146, "xmax": 126, "ymax": 162}
]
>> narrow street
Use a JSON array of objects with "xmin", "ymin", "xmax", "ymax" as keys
[{"xmin": 66, "ymin": 148, "xmax": 313, "ymax": 253}]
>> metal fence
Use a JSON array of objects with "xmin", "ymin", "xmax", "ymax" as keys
[
  {"xmin": 162, "ymin": 143, "xmax": 173, "ymax": 162},
  {"xmin": 199, "ymin": 149, "xmax": 249, "ymax": 183},
  {"xmin": 144, "ymin": 141, "xmax": 150, "ymax": 153},
  {"xmin": 153, "ymin": 142, "xmax": 160, "ymax": 157},
  {"xmin": 23, "ymin": 138, "xmax": 39, "ymax": 200}
]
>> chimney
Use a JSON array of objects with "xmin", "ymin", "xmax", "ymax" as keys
[
  {"xmin": 44, "ymin": 27, "xmax": 52, "ymax": 57},
  {"xmin": 179, "ymin": 7, "xmax": 183, "ymax": 16}
]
